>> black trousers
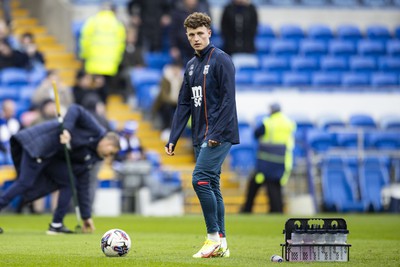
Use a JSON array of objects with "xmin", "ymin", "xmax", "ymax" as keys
[{"xmin": 242, "ymin": 172, "xmax": 283, "ymax": 213}]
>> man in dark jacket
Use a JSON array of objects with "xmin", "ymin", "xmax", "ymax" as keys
[
  {"xmin": 165, "ymin": 12, "xmax": 239, "ymax": 258},
  {"xmin": 220, "ymin": 0, "xmax": 258, "ymax": 55},
  {"xmin": 0, "ymin": 104, "xmax": 120, "ymax": 234}
]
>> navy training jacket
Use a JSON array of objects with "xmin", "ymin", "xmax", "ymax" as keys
[{"xmin": 168, "ymin": 43, "xmax": 240, "ymax": 147}]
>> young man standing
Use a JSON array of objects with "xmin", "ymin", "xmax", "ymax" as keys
[{"xmin": 165, "ymin": 12, "xmax": 239, "ymax": 258}]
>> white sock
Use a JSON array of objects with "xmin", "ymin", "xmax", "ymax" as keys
[
  {"xmin": 207, "ymin": 232, "xmax": 220, "ymax": 243},
  {"xmin": 51, "ymin": 222, "xmax": 62, "ymax": 228},
  {"xmin": 221, "ymin": 237, "xmax": 228, "ymax": 249}
]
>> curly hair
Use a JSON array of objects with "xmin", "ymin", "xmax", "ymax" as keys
[{"xmin": 184, "ymin": 12, "xmax": 211, "ymax": 29}]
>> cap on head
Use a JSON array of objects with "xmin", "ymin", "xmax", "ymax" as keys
[
  {"xmin": 270, "ymin": 103, "xmax": 281, "ymax": 113},
  {"xmin": 123, "ymin": 121, "xmax": 138, "ymax": 134}
]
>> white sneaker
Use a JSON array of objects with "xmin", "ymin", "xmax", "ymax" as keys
[
  {"xmin": 192, "ymin": 239, "xmax": 221, "ymax": 258},
  {"xmin": 212, "ymin": 247, "xmax": 230, "ymax": 258}
]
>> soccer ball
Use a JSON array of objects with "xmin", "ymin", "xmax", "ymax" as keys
[{"xmin": 101, "ymin": 229, "xmax": 131, "ymax": 257}]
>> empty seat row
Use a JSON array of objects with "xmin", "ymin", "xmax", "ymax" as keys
[{"xmin": 0, "ymin": 67, "xmax": 46, "ymax": 87}]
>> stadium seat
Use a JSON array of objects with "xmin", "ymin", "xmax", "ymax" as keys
[
  {"xmin": 260, "ymin": 56, "xmax": 290, "ymax": 72},
  {"xmin": 270, "ymin": 39, "xmax": 299, "ymax": 56},
  {"xmin": 135, "ymin": 84, "xmax": 160, "ymax": 111},
  {"xmin": 378, "ymin": 57, "xmax": 400, "ymax": 72},
  {"xmin": 229, "ymin": 144, "xmax": 257, "ymax": 176},
  {"xmin": 0, "ymin": 86, "xmax": 19, "ymax": 101},
  {"xmin": 395, "ymin": 25, "xmax": 400, "ymax": 38},
  {"xmin": 19, "ymin": 86, "xmax": 36, "ymax": 102},
  {"xmin": 0, "ymin": 68, "xmax": 29, "ymax": 86},
  {"xmin": 130, "ymin": 68, "xmax": 162, "ymax": 88},
  {"xmin": 306, "ymin": 129, "xmax": 335, "ymax": 153},
  {"xmin": 270, "ymin": 0, "xmax": 297, "ymax": 6},
  {"xmin": 370, "ymin": 72, "xmax": 398, "ymax": 87},
  {"xmin": 359, "ymin": 164, "xmax": 390, "ymax": 211},
  {"xmin": 317, "ymin": 114, "xmax": 346, "ymax": 129},
  {"xmin": 307, "ymin": 24, "xmax": 334, "ymax": 41},
  {"xmin": 238, "ymin": 122, "xmax": 256, "ymax": 145},
  {"xmin": 255, "ymin": 36, "xmax": 271, "ymax": 54},
  {"xmin": 367, "ymin": 132, "xmax": 400, "ymax": 150},
  {"xmin": 235, "ymin": 70, "xmax": 253, "ymax": 85},
  {"xmin": 299, "ymin": 39, "xmax": 327, "ymax": 57},
  {"xmin": 386, "ymin": 40, "xmax": 400, "ymax": 56},
  {"xmin": 362, "ymin": 0, "xmax": 391, "ymax": 7},
  {"xmin": 331, "ymin": 0, "xmax": 359, "ymax": 7},
  {"xmin": 349, "ymin": 56, "xmax": 377, "ymax": 72},
  {"xmin": 311, "ymin": 72, "xmax": 341, "ymax": 87},
  {"xmin": 365, "ymin": 24, "xmax": 392, "ymax": 42},
  {"xmin": 341, "ymin": 73, "xmax": 369, "ymax": 87},
  {"xmin": 252, "ymin": 71, "xmax": 281, "ymax": 86},
  {"xmin": 279, "ymin": 24, "xmax": 305, "ymax": 40},
  {"xmin": 336, "ymin": 132, "xmax": 360, "ymax": 148},
  {"xmin": 320, "ymin": 56, "xmax": 348, "ymax": 72},
  {"xmin": 290, "ymin": 56, "xmax": 319, "ymax": 72},
  {"xmin": 301, "ymin": 0, "xmax": 329, "ymax": 6},
  {"xmin": 321, "ymin": 164, "xmax": 369, "ymax": 212},
  {"xmin": 379, "ymin": 114, "xmax": 400, "ymax": 129},
  {"xmin": 358, "ymin": 40, "xmax": 386, "ymax": 57},
  {"xmin": 257, "ymin": 24, "xmax": 275, "ymax": 38},
  {"xmin": 144, "ymin": 52, "xmax": 172, "ymax": 70},
  {"xmin": 282, "ymin": 72, "xmax": 311, "ymax": 86},
  {"xmin": 328, "ymin": 40, "xmax": 357, "ymax": 57},
  {"xmin": 349, "ymin": 113, "xmax": 377, "ymax": 128},
  {"xmin": 336, "ymin": 24, "xmax": 363, "ymax": 43},
  {"xmin": 232, "ymin": 53, "xmax": 260, "ymax": 71}
]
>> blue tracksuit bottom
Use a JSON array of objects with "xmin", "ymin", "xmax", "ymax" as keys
[{"xmin": 192, "ymin": 142, "xmax": 232, "ymax": 237}]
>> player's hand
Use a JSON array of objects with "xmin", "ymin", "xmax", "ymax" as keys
[
  {"xmin": 165, "ymin": 143, "xmax": 175, "ymax": 156},
  {"xmin": 208, "ymin": 139, "xmax": 220, "ymax": 147},
  {"xmin": 82, "ymin": 218, "xmax": 95, "ymax": 233},
  {"xmin": 60, "ymin": 129, "xmax": 71, "ymax": 145}
]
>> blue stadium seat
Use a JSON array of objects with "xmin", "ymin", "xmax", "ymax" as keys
[
  {"xmin": 331, "ymin": 0, "xmax": 360, "ymax": 6},
  {"xmin": 279, "ymin": 24, "xmax": 305, "ymax": 40},
  {"xmin": 130, "ymin": 68, "xmax": 162, "ymax": 88},
  {"xmin": 362, "ymin": 0, "xmax": 391, "ymax": 7},
  {"xmin": 301, "ymin": 0, "xmax": 329, "ymax": 6},
  {"xmin": 358, "ymin": 40, "xmax": 386, "ymax": 57},
  {"xmin": 349, "ymin": 113, "xmax": 377, "ymax": 128},
  {"xmin": 255, "ymin": 36, "xmax": 271, "ymax": 54},
  {"xmin": 19, "ymin": 86, "xmax": 36, "ymax": 102},
  {"xmin": 290, "ymin": 56, "xmax": 319, "ymax": 72},
  {"xmin": 0, "ymin": 86, "xmax": 19, "ymax": 100},
  {"xmin": 320, "ymin": 56, "xmax": 348, "ymax": 72},
  {"xmin": 0, "ymin": 68, "xmax": 29, "ymax": 86},
  {"xmin": 252, "ymin": 71, "xmax": 281, "ymax": 86},
  {"xmin": 144, "ymin": 52, "xmax": 172, "ymax": 70},
  {"xmin": 229, "ymin": 144, "xmax": 257, "ymax": 176},
  {"xmin": 299, "ymin": 39, "xmax": 327, "ymax": 57},
  {"xmin": 328, "ymin": 40, "xmax": 357, "ymax": 57},
  {"xmin": 367, "ymin": 132, "xmax": 400, "ymax": 150},
  {"xmin": 380, "ymin": 114, "xmax": 400, "ymax": 130},
  {"xmin": 306, "ymin": 129, "xmax": 335, "ymax": 153},
  {"xmin": 307, "ymin": 24, "xmax": 334, "ymax": 41},
  {"xmin": 135, "ymin": 84, "xmax": 160, "ymax": 111},
  {"xmin": 336, "ymin": 132, "xmax": 360, "ymax": 148},
  {"xmin": 370, "ymin": 72, "xmax": 398, "ymax": 87},
  {"xmin": 360, "ymin": 164, "xmax": 390, "ymax": 211},
  {"xmin": 232, "ymin": 53, "xmax": 259, "ymax": 71},
  {"xmin": 341, "ymin": 72, "xmax": 370, "ymax": 87},
  {"xmin": 386, "ymin": 40, "xmax": 400, "ymax": 56},
  {"xmin": 270, "ymin": 39, "xmax": 299, "ymax": 56},
  {"xmin": 282, "ymin": 72, "xmax": 311, "ymax": 86},
  {"xmin": 366, "ymin": 24, "xmax": 392, "ymax": 42},
  {"xmin": 260, "ymin": 56, "xmax": 290, "ymax": 72},
  {"xmin": 336, "ymin": 24, "xmax": 363, "ymax": 43},
  {"xmin": 349, "ymin": 56, "xmax": 377, "ymax": 72},
  {"xmin": 28, "ymin": 66, "xmax": 46, "ymax": 86},
  {"xmin": 312, "ymin": 72, "xmax": 341, "ymax": 87},
  {"xmin": 257, "ymin": 24, "xmax": 275, "ymax": 38},
  {"xmin": 235, "ymin": 70, "xmax": 253, "ymax": 85},
  {"xmin": 321, "ymin": 164, "xmax": 368, "ymax": 212},
  {"xmin": 270, "ymin": 0, "xmax": 297, "ymax": 6},
  {"xmin": 378, "ymin": 57, "xmax": 400, "ymax": 72},
  {"xmin": 395, "ymin": 25, "xmax": 400, "ymax": 38},
  {"xmin": 317, "ymin": 114, "xmax": 346, "ymax": 129}
]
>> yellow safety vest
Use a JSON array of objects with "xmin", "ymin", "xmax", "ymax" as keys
[
  {"xmin": 257, "ymin": 112, "xmax": 296, "ymax": 185},
  {"xmin": 80, "ymin": 10, "xmax": 126, "ymax": 76}
]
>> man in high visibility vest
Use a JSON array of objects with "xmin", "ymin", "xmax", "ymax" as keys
[{"xmin": 241, "ymin": 103, "xmax": 296, "ymax": 213}]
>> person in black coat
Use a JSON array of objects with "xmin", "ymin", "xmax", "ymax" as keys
[
  {"xmin": 220, "ymin": 0, "xmax": 258, "ymax": 55},
  {"xmin": 0, "ymin": 104, "xmax": 120, "ymax": 234}
]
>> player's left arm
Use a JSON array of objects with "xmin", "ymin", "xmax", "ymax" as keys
[{"xmin": 208, "ymin": 53, "xmax": 236, "ymax": 143}]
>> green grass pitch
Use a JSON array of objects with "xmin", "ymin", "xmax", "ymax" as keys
[{"xmin": 0, "ymin": 213, "xmax": 399, "ymax": 266}]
